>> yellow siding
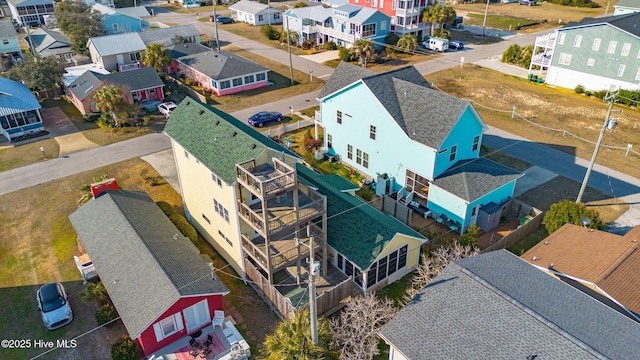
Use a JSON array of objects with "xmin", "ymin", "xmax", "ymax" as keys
[
  {"xmin": 376, "ymin": 234, "xmax": 424, "ymax": 271},
  {"xmin": 172, "ymin": 141, "xmax": 244, "ymax": 276}
]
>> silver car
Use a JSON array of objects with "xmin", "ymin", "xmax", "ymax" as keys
[{"xmin": 37, "ymin": 283, "xmax": 73, "ymax": 330}]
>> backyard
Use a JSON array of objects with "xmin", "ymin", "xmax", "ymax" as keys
[{"xmin": 0, "ymin": 158, "xmax": 276, "ymax": 359}]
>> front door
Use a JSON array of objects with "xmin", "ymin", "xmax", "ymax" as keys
[
  {"xmin": 183, "ymin": 299, "xmax": 211, "ymax": 333},
  {"xmin": 470, "ymin": 205, "xmax": 479, "ymax": 225}
]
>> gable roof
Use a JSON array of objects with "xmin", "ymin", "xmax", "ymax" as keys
[
  {"xmin": 296, "ymin": 164, "xmax": 425, "ymax": 269},
  {"xmin": 170, "ymin": 43, "xmax": 212, "ymax": 59},
  {"xmin": 229, "ymin": 0, "xmax": 281, "ymax": 14},
  {"xmin": 164, "ymin": 98, "xmax": 294, "ymax": 184},
  {"xmin": 380, "ymin": 250, "xmax": 640, "ymax": 360},
  {"xmin": 66, "ymin": 70, "xmax": 106, "ymax": 101},
  {"xmin": 138, "ymin": 25, "xmax": 201, "ymax": 47},
  {"xmin": 523, "ymin": 223, "xmax": 640, "ymax": 318},
  {"xmin": 432, "ymin": 158, "xmax": 522, "ymax": 202},
  {"xmin": 285, "ymin": 6, "xmax": 332, "ymax": 22},
  {"xmin": 116, "ymin": 6, "xmax": 151, "ymax": 18},
  {"xmin": 69, "ymin": 190, "xmax": 229, "ymax": 338},
  {"xmin": 562, "ymin": 12, "xmax": 640, "ymax": 37},
  {"xmin": 334, "ymin": 4, "xmax": 382, "ymax": 24},
  {"xmin": 177, "ymin": 50, "xmax": 268, "ymax": 80},
  {"xmin": 0, "ymin": 77, "xmax": 42, "ymax": 116},
  {"xmin": 317, "ymin": 61, "xmax": 375, "ymax": 99},
  {"xmin": 103, "ymin": 66, "xmax": 164, "ymax": 91},
  {"xmin": 88, "ymin": 32, "xmax": 146, "ymax": 56},
  {"xmin": 0, "ymin": 19, "xmax": 18, "ymax": 39},
  {"xmin": 28, "ymin": 28, "xmax": 71, "ymax": 56}
]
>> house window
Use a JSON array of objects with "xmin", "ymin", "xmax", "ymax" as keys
[
  {"xmin": 220, "ymin": 80, "xmax": 231, "ymax": 89},
  {"xmin": 211, "ymin": 80, "xmax": 218, "ymax": 89},
  {"xmin": 183, "ymin": 300, "xmax": 210, "ymax": 333},
  {"xmin": 557, "ymin": 32, "xmax": 565, "ymax": 45},
  {"xmin": 377, "ymin": 257, "xmax": 388, "ymax": 282},
  {"xmin": 274, "ymin": 12, "xmax": 280, "ymax": 20},
  {"xmin": 607, "ymin": 41, "xmax": 617, "ymax": 54},
  {"xmin": 232, "ymin": 78, "xmax": 243, "ymax": 87},
  {"xmin": 356, "ymin": 149, "xmax": 362, "ymax": 165},
  {"xmin": 472, "ymin": 135, "xmax": 479, "ymax": 152},
  {"xmin": 398, "ymin": 245, "xmax": 407, "ymax": 269},
  {"xmin": 336, "ymin": 110, "xmax": 342, "ymax": 124},
  {"xmin": 380, "ymin": 0, "xmax": 384, "ymax": 8},
  {"xmin": 347, "ymin": 144, "xmax": 353, "ymax": 159},
  {"xmin": 256, "ymin": 73, "xmax": 266, "ymax": 81},
  {"xmin": 130, "ymin": 52, "xmax": 140, "ymax": 62},
  {"xmin": 212, "ymin": 173, "xmax": 223, "ymax": 187},
  {"xmin": 587, "ymin": 58, "xmax": 595, "ymax": 66},
  {"xmin": 372, "ymin": 0, "xmax": 377, "ymax": 7},
  {"xmin": 592, "ymin": 38, "xmax": 601, "ymax": 51},
  {"xmin": 184, "ymin": 150, "xmax": 189, "ymax": 158},
  {"xmin": 362, "ymin": 23, "xmax": 376, "ymax": 37},
  {"xmin": 258, "ymin": 15, "xmax": 263, "ymax": 22},
  {"xmin": 362, "ymin": 152, "xmax": 369, "ymax": 168},
  {"xmin": 573, "ymin": 35, "xmax": 582, "ymax": 48},
  {"xmin": 337, "ymin": 253, "xmax": 344, "ymax": 270},
  {"xmin": 621, "ymin": 43, "xmax": 631, "ymax": 57},
  {"xmin": 388, "ymin": 250, "xmax": 398, "ymax": 276},
  {"xmin": 327, "ymin": 134, "xmax": 332, "ymax": 148},
  {"xmin": 472, "ymin": 206, "xmax": 477, "ymax": 216},
  {"xmin": 396, "ymin": 16, "xmax": 404, "ymax": 26},
  {"xmin": 2, "ymin": 39, "xmax": 8, "ymax": 45},
  {"xmin": 354, "ymin": 267, "xmax": 363, "ymax": 287},
  {"xmin": 219, "ymin": 230, "xmax": 233, "ymax": 247},
  {"xmin": 380, "ymin": 20, "xmax": 386, "ymax": 30},
  {"xmin": 155, "ymin": 315, "xmax": 180, "ymax": 340},
  {"xmin": 202, "ymin": 213, "xmax": 211, "ymax": 224},
  {"xmin": 636, "ymin": 67, "xmax": 640, "ymax": 81},
  {"xmin": 112, "ymin": 23, "xmax": 120, "ymax": 33},
  {"xmin": 617, "ymin": 64, "xmax": 625, "ymax": 77},
  {"xmin": 449, "ymin": 145, "xmax": 457, "ymax": 162},
  {"xmin": 366, "ymin": 265, "xmax": 377, "ymax": 288},
  {"xmin": 558, "ymin": 53, "xmax": 572, "ymax": 66},
  {"xmin": 392, "ymin": 0, "xmax": 396, "ymax": 9},
  {"xmin": 244, "ymin": 75, "xmax": 255, "ymax": 84},
  {"xmin": 370, "ymin": 125, "xmax": 376, "ymax": 140},
  {"xmin": 213, "ymin": 198, "xmax": 229, "ymax": 222}
]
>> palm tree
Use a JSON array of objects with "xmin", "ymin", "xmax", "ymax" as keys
[
  {"xmin": 262, "ymin": 309, "xmax": 337, "ymax": 360},
  {"xmin": 95, "ymin": 85, "xmax": 127, "ymax": 127},
  {"xmin": 141, "ymin": 43, "xmax": 170, "ymax": 73},
  {"xmin": 396, "ymin": 34, "xmax": 418, "ymax": 52},
  {"xmin": 280, "ymin": 29, "xmax": 301, "ymax": 46},
  {"xmin": 350, "ymin": 39, "xmax": 375, "ymax": 67},
  {"xmin": 422, "ymin": 5, "xmax": 457, "ymax": 36}
]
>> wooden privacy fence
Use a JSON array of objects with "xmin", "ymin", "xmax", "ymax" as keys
[
  {"xmin": 317, "ymin": 276, "xmax": 353, "ymax": 317},
  {"xmin": 244, "ymin": 257, "xmax": 296, "ymax": 318},
  {"xmin": 482, "ymin": 199, "xmax": 543, "ymax": 253}
]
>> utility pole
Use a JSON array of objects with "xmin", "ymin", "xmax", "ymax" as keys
[
  {"xmin": 268, "ymin": 0, "xmax": 271, "ymax": 26},
  {"xmin": 286, "ymin": 16, "xmax": 294, "ymax": 85},
  {"xmin": 481, "ymin": 0, "xmax": 490, "ymax": 37},
  {"xmin": 576, "ymin": 91, "xmax": 617, "ymax": 203},
  {"xmin": 213, "ymin": 0, "xmax": 220, "ymax": 51},
  {"xmin": 308, "ymin": 234, "xmax": 319, "ymax": 346}
]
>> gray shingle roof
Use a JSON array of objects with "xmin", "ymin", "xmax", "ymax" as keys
[
  {"xmin": 177, "ymin": 50, "xmax": 268, "ymax": 81},
  {"xmin": 164, "ymin": 98, "xmax": 295, "ymax": 184},
  {"xmin": 170, "ymin": 43, "xmax": 212, "ymax": 59},
  {"xmin": 28, "ymin": 28, "xmax": 71, "ymax": 55},
  {"xmin": 0, "ymin": 19, "xmax": 18, "ymax": 39},
  {"xmin": 138, "ymin": 24, "xmax": 201, "ymax": 47},
  {"xmin": 563, "ymin": 12, "xmax": 640, "ymax": 37},
  {"xmin": 88, "ymin": 32, "xmax": 146, "ymax": 56},
  {"xmin": 380, "ymin": 250, "xmax": 640, "ymax": 360},
  {"xmin": 66, "ymin": 70, "xmax": 105, "ymax": 101},
  {"xmin": 433, "ymin": 158, "xmax": 523, "ymax": 202},
  {"xmin": 0, "ymin": 77, "xmax": 42, "ymax": 117},
  {"xmin": 68, "ymin": 190, "xmax": 229, "ymax": 338},
  {"xmin": 317, "ymin": 61, "xmax": 375, "ymax": 99},
  {"xmin": 104, "ymin": 66, "xmax": 164, "ymax": 91}
]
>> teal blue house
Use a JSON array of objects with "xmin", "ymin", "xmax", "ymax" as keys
[
  {"xmin": 315, "ymin": 62, "xmax": 522, "ymax": 233},
  {"xmin": 92, "ymin": 4, "xmax": 150, "ymax": 34}
]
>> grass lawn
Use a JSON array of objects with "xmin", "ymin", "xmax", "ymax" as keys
[
  {"xmin": 156, "ymin": 3, "xmax": 228, "ymax": 14},
  {"xmin": 0, "ymin": 138, "xmax": 60, "ymax": 172},
  {"xmin": 429, "ymin": 65, "xmax": 640, "ymax": 180},
  {"xmin": 507, "ymin": 225, "xmax": 548, "ymax": 255},
  {"xmin": 464, "ymin": 13, "xmax": 538, "ymax": 31},
  {"xmin": 216, "ymin": 22, "xmax": 311, "ymax": 56},
  {"xmin": 0, "ymin": 158, "xmax": 275, "ymax": 359},
  {"xmin": 481, "ymin": 145, "xmax": 531, "ymax": 171}
]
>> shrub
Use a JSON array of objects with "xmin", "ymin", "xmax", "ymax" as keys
[
  {"xmin": 384, "ymin": 33, "xmax": 400, "ymax": 45},
  {"xmin": 501, "ymin": 44, "xmax": 533, "ymax": 69},
  {"xmin": 83, "ymin": 113, "xmax": 101, "ymax": 123},
  {"xmin": 156, "ymin": 201, "xmax": 175, "ymax": 216},
  {"xmin": 584, "ymin": 90, "xmax": 593, "ymax": 97},
  {"xmin": 338, "ymin": 47, "xmax": 351, "ymax": 62},
  {"xmin": 432, "ymin": 29, "xmax": 451, "ymax": 40},
  {"xmin": 261, "ymin": 24, "xmax": 280, "ymax": 40},
  {"xmin": 111, "ymin": 336, "xmax": 138, "ymax": 360},
  {"xmin": 170, "ymin": 213, "xmax": 198, "ymax": 242},
  {"xmin": 96, "ymin": 304, "xmax": 118, "ymax": 325},
  {"xmin": 460, "ymin": 224, "xmax": 480, "ymax": 247},
  {"xmin": 81, "ymin": 281, "xmax": 108, "ymax": 305},
  {"xmin": 574, "ymin": 85, "xmax": 585, "ymax": 94},
  {"xmin": 307, "ymin": 49, "xmax": 318, "ymax": 55},
  {"xmin": 293, "ymin": 1, "xmax": 307, "ymax": 7},
  {"xmin": 301, "ymin": 38, "xmax": 316, "ymax": 50},
  {"xmin": 546, "ymin": 0, "xmax": 599, "ymax": 7},
  {"xmin": 324, "ymin": 41, "xmax": 338, "ymax": 50},
  {"xmin": 592, "ymin": 90, "xmax": 607, "ymax": 100},
  {"xmin": 543, "ymin": 200, "xmax": 605, "ymax": 234}
]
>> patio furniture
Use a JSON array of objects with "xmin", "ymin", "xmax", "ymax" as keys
[
  {"xmin": 189, "ymin": 338, "xmax": 197, "ymax": 347},
  {"xmin": 212, "ymin": 310, "xmax": 224, "ymax": 328},
  {"xmin": 436, "ymin": 216, "xmax": 444, "ymax": 224},
  {"xmin": 205, "ymin": 334, "xmax": 213, "ymax": 347}
]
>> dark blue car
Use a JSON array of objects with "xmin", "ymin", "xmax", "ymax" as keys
[
  {"xmin": 248, "ymin": 112, "xmax": 283, "ymax": 127},
  {"xmin": 449, "ymin": 41, "xmax": 464, "ymax": 50},
  {"xmin": 215, "ymin": 16, "xmax": 234, "ymax": 24}
]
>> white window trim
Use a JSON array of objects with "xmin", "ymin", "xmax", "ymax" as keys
[
  {"xmin": 607, "ymin": 41, "xmax": 617, "ymax": 54},
  {"xmin": 153, "ymin": 313, "xmax": 184, "ymax": 342},
  {"xmin": 621, "ymin": 43, "xmax": 631, "ymax": 57},
  {"xmin": 617, "ymin": 64, "xmax": 625, "ymax": 77},
  {"xmin": 557, "ymin": 32, "xmax": 565, "ymax": 45},
  {"xmin": 592, "ymin": 38, "xmax": 601, "ymax": 51},
  {"xmin": 573, "ymin": 35, "xmax": 582, "ymax": 48},
  {"xmin": 587, "ymin": 58, "xmax": 595, "ymax": 66},
  {"xmin": 635, "ymin": 67, "xmax": 640, "ymax": 81},
  {"xmin": 182, "ymin": 300, "xmax": 210, "ymax": 333}
]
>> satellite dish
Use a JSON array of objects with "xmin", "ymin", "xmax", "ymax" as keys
[{"xmin": 580, "ymin": 218, "xmax": 591, "ymax": 228}]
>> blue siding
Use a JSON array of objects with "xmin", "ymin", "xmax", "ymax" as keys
[
  {"xmin": 434, "ymin": 107, "xmax": 483, "ymax": 177},
  {"xmin": 103, "ymin": 15, "xmax": 142, "ymax": 34}
]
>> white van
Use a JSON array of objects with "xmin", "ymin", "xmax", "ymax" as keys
[{"xmin": 421, "ymin": 37, "xmax": 449, "ymax": 52}]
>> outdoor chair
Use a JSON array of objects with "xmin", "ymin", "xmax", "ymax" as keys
[
  {"xmin": 205, "ymin": 334, "xmax": 213, "ymax": 347},
  {"xmin": 189, "ymin": 338, "xmax": 197, "ymax": 347},
  {"xmin": 212, "ymin": 310, "xmax": 224, "ymax": 328},
  {"xmin": 436, "ymin": 215, "xmax": 445, "ymax": 224}
]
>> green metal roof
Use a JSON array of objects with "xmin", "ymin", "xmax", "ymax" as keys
[
  {"xmin": 164, "ymin": 97, "xmax": 295, "ymax": 184},
  {"xmin": 321, "ymin": 174, "xmax": 360, "ymax": 192},
  {"xmin": 296, "ymin": 164, "xmax": 425, "ymax": 270}
]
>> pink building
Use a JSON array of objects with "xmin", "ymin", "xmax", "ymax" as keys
[
  {"xmin": 175, "ymin": 49, "xmax": 269, "ymax": 97},
  {"xmin": 348, "ymin": 0, "xmax": 434, "ymax": 39}
]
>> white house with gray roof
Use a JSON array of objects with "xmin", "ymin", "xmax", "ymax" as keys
[
  {"xmin": 26, "ymin": 28, "xmax": 73, "ymax": 62},
  {"xmin": 229, "ymin": 0, "xmax": 283, "ymax": 26},
  {"xmin": 6, "ymin": 0, "xmax": 55, "ymax": 25},
  {"xmin": 316, "ymin": 62, "xmax": 522, "ymax": 233},
  {"xmin": 0, "ymin": 77, "xmax": 44, "ymax": 141},
  {"xmin": 380, "ymin": 250, "xmax": 640, "ymax": 360},
  {"xmin": 87, "ymin": 32, "xmax": 146, "ymax": 71}
]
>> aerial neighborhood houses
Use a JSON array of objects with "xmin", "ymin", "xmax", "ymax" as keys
[
  {"xmin": 284, "ymin": 4, "xmax": 390, "ymax": 47},
  {"xmin": 5, "ymin": 0, "xmax": 55, "ymax": 26},
  {"xmin": 25, "ymin": 27, "xmax": 73, "ymax": 62},
  {"xmin": 229, "ymin": 0, "xmax": 284, "ymax": 26},
  {"xmin": 0, "ymin": 19, "xmax": 22, "ymax": 69},
  {"xmin": 0, "ymin": 76, "xmax": 44, "ymax": 141},
  {"xmin": 349, "ymin": 0, "xmax": 433, "ymax": 39},
  {"xmin": 529, "ymin": 12, "xmax": 640, "ymax": 91},
  {"xmin": 91, "ymin": 3, "xmax": 151, "ymax": 34}
]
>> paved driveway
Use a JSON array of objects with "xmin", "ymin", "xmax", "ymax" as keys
[{"xmin": 40, "ymin": 107, "xmax": 99, "ymax": 155}]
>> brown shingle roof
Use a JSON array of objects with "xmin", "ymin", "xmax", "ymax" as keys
[{"xmin": 522, "ymin": 224, "xmax": 640, "ymax": 316}]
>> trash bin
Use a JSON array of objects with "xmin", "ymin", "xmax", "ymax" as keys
[
  {"xmin": 531, "ymin": 75, "xmax": 538, "ymax": 82},
  {"xmin": 527, "ymin": 73, "xmax": 533, "ymax": 81},
  {"xmin": 210, "ymin": 14, "xmax": 213, "ymax": 22},
  {"xmin": 537, "ymin": 77, "xmax": 543, "ymax": 84},
  {"xmin": 362, "ymin": 179, "xmax": 373, "ymax": 190}
]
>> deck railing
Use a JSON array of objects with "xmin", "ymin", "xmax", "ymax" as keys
[{"xmin": 238, "ymin": 202, "xmax": 266, "ymax": 234}]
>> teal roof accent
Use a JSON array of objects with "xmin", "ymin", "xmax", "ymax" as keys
[
  {"xmin": 296, "ymin": 164, "xmax": 425, "ymax": 270},
  {"xmin": 164, "ymin": 97, "xmax": 295, "ymax": 184},
  {"xmin": 322, "ymin": 174, "xmax": 360, "ymax": 192}
]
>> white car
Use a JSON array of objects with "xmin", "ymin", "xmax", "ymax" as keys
[
  {"xmin": 37, "ymin": 283, "xmax": 73, "ymax": 330},
  {"xmin": 158, "ymin": 102, "xmax": 177, "ymax": 117}
]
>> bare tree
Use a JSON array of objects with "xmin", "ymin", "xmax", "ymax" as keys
[
  {"xmin": 331, "ymin": 294, "xmax": 397, "ymax": 360},
  {"xmin": 403, "ymin": 240, "xmax": 478, "ymax": 303}
]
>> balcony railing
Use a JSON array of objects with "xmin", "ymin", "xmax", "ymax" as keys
[
  {"xmin": 314, "ymin": 110, "xmax": 321, "ymax": 123},
  {"xmin": 318, "ymin": 26, "xmax": 360, "ymax": 43},
  {"xmin": 302, "ymin": 25, "xmax": 318, "ymax": 33},
  {"xmin": 535, "ymin": 33, "xmax": 557, "ymax": 48},
  {"xmin": 395, "ymin": 7, "xmax": 422, "ymax": 15},
  {"xmin": 236, "ymin": 159, "xmax": 296, "ymax": 199},
  {"xmin": 239, "ymin": 202, "xmax": 266, "ymax": 235}
]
